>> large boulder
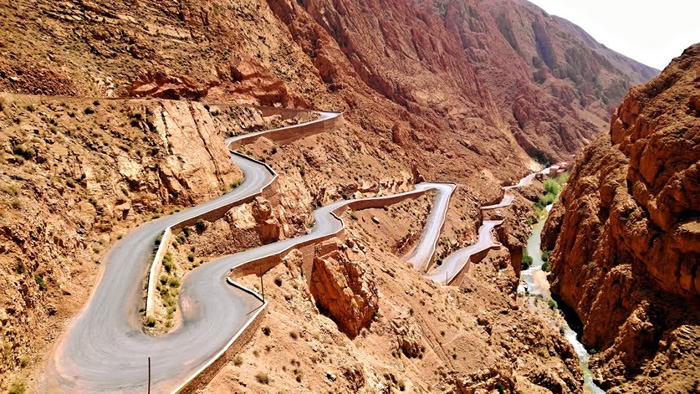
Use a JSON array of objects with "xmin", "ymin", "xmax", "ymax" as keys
[{"xmin": 310, "ymin": 249, "xmax": 378, "ymax": 338}]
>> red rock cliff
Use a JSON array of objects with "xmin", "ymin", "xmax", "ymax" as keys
[{"xmin": 543, "ymin": 44, "xmax": 700, "ymax": 392}]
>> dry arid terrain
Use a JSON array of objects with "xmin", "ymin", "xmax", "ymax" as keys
[
  {"xmin": 543, "ymin": 44, "xmax": 700, "ymax": 392},
  {"xmin": 0, "ymin": 0, "xmax": 673, "ymax": 393}
]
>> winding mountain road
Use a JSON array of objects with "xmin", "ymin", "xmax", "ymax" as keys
[
  {"xmin": 47, "ymin": 109, "xmax": 454, "ymax": 393},
  {"xmin": 47, "ymin": 104, "xmax": 550, "ymax": 392}
]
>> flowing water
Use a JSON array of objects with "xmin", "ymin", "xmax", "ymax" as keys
[{"xmin": 519, "ymin": 205, "xmax": 605, "ymax": 394}]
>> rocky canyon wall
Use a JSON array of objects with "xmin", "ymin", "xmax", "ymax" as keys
[{"xmin": 542, "ymin": 44, "xmax": 700, "ymax": 392}]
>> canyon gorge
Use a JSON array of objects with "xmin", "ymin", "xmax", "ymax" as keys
[{"xmin": 0, "ymin": 0, "xmax": 695, "ymax": 393}]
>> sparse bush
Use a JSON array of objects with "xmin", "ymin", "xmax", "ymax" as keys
[
  {"xmin": 10, "ymin": 199, "xmax": 21, "ymax": 210},
  {"xmin": 230, "ymin": 179, "xmax": 242, "ymax": 189},
  {"xmin": 305, "ymin": 218, "xmax": 316, "ymax": 229},
  {"xmin": 121, "ymin": 186, "xmax": 129, "ymax": 196},
  {"xmin": 522, "ymin": 248, "xmax": 533, "ymax": 270},
  {"xmin": 349, "ymin": 212, "xmax": 358, "ymax": 220},
  {"xmin": 34, "ymin": 274, "xmax": 46, "ymax": 291},
  {"xmin": 398, "ymin": 379, "xmax": 406, "ymax": 391},
  {"xmin": 163, "ymin": 253, "xmax": 174, "ymax": 273},
  {"xmin": 9, "ymin": 381, "xmax": 26, "ymax": 394},
  {"xmin": 155, "ymin": 235, "xmax": 162, "ymax": 246},
  {"xmin": 159, "ymin": 275, "xmax": 168, "ymax": 285},
  {"xmin": 233, "ymin": 355, "xmax": 243, "ymax": 366},
  {"xmin": 274, "ymin": 276, "xmax": 282, "ymax": 286},
  {"xmin": 144, "ymin": 317, "xmax": 156, "ymax": 327},
  {"xmin": 168, "ymin": 278, "xmax": 180, "ymax": 288},
  {"xmin": 187, "ymin": 254, "xmax": 195, "ymax": 263},
  {"xmin": 255, "ymin": 372, "xmax": 270, "ymax": 385},
  {"xmin": 196, "ymin": 219, "xmax": 207, "ymax": 232},
  {"xmin": 1, "ymin": 184, "xmax": 20, "ymax": 196},
  {"xmin": 13, "ymin": 145, "xmax": 35, "ymax": 160},
  {"xmin": 262, "ymin": 326, "xmax": 271, "ymax": 336},
  {"xmin": 25, "ymin": 104, "xmax": 35, "ymax": 112},
  {"xmin": 547, "ymin": 299, "xmax": 558, "ymax": 310},
  {"xmin": 542, "ymin": 261, "xmax": 551, "ymax": 272},
  {"xmin": 289, "ymin": 331, "xmax": 298, "ymax": 340},
  {"xmin": 84, "ymin": 107, "xmax": 95, "ymax": 115}
]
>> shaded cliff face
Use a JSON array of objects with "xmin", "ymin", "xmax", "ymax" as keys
[
  {"xmin": 417, "ymin": 0, "xmax": 658, "ymax": 163},
  {"xmin": 543, "ymin": 44, "xmax": 700, "ymax": 391},
  {"xmin": 0, "ymin": 0, "xmax": 656, "ymax": 183}
]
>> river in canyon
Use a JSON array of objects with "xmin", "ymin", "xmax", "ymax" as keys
[{"xmin": 519, "ymin": 205, "xmax": 605, "ymax": 394}]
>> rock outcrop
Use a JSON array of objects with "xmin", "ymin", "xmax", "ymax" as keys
[
  {"xmin": 543, "ymin": 44, "xmax": 700, "ymax": 391},
  {"xmin": 310, "ymin": 248, "xmax": 378, "ymax": 338}
]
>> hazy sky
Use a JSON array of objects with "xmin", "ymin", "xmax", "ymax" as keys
[{"xmin": 527, "ymin": 0, "xmax": 700, "ymax": 70}]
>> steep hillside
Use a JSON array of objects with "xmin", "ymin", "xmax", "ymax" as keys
[
  {"xmin": 542, "ymin": 44, "xmax": 700, "ymax": 392},
  {"xmin": 551, "ymin": 16, "xmax": 659, "ymax": 83},
  {"xmin": 417, "ymin": 0, "xmax": 658, "ymax": 163},
  {"xmin": 0, "ymin": 0, "xmax": 660, "ymax": 392}
]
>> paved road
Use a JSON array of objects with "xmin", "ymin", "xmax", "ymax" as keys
[
  {"xmin": 47, "ymin": 104, "xmax": 552, "ymax": 391},
  {"xmin": 404, "ymin": 183, "xmax": 456, "ymax": 271},
  {"xmin": 47, "ymin": 110, "xmax": 453, "ymax": 393},
  {"xmin": 422, "ymin": 170, "xmax": 549, "ymax": 284}
]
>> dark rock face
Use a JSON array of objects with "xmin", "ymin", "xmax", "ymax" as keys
[{"xmin": 544, "ymin": 44, "xmax": 700, "ymax": 392}]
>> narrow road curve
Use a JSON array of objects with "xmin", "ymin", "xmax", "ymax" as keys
[
  {"xmin": 47, "ymin": 102, "xmax": 552, "ymax": 392},
  {"xmin": 47, "ymin": 108, "xmax": 452, "ymax": 393},
  {"xmin": 420, "ymin": 170, "xmax": 550, "ymax": 284}
]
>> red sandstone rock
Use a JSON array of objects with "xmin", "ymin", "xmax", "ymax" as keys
[
  {"xmin": 310, "ymin": 249, "xmax": 378, "ymax": 338},
  {"xmin": 545, "ymin": 44, "xmax": 700, "ymax": 391}
]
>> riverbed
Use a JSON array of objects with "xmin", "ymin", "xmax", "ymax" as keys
[{"xmin": 519, "ymin": 204, "xmax": 605, "ymax": 394}]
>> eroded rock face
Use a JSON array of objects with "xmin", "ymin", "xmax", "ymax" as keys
[
  {"xmin": 310, "ymin": 248, "xmax": 378, "ymax": 338},
  {"xmin": 544, "ymin": 44, "xmax": 700, "ymax": 391},
  {"xmin": 391, "ymin": 318, "xmax": 425, "ymax": 359},
  {"xmin": 251, "ymin": 196, "xmax": 281, "ymax": 244}
]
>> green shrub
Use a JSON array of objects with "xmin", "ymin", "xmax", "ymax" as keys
[
  {"xmin": 522, "ymin": 248, "xmax": 533, "ymax": 270},
  {"xmin": 168, "ymin": 278, "xmax": 180, "ymax": 288},
  {"xmin": 547, "ymin": 299, "xmax": 558, "ymax": 310},
  {"xmin": 541, "ymin": 250, "xmax": 549, "ymax": 262},
  {"xmin": 305, "ymin": 218, "xmax": 316, "ymax": 229},
  {"xmin": 34, "ymin": 274, "xmax": 46, "ymax": 291},
  {"xmin": 195, "ymin": 219, "xmax": 207, "ymax": 232},
  {"xmin": 163, "ymin": 253, "xmax": 174, "ymax": 273},
  {"xmin": 9, "ymin": 381, "xmax": 26, "ymax": 394},
  {"xmin": 144, "ymin": 317, "xmax": 156, "ymax": 327},
  {"xmin": 542, "ymin": 261, "xmax": 551, "ymax": 272},
  {"xmin": 543, "ymin": 179, "xmax": 560, "ymax": 196}
]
